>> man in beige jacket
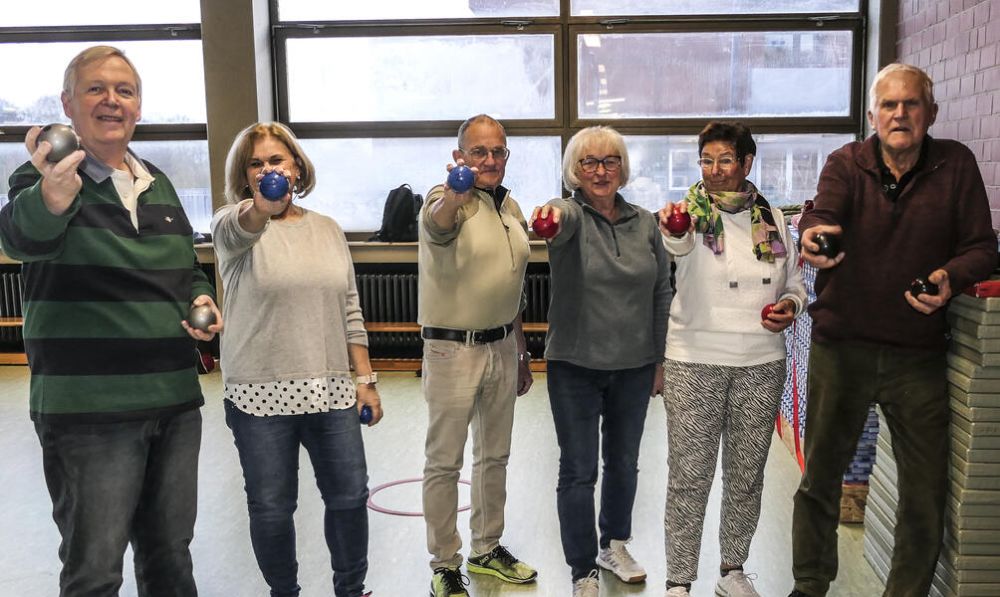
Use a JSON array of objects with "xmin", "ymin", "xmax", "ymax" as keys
[{"xmin": 418, "ymin": 114, "xmax": 536, "ymax": 597}]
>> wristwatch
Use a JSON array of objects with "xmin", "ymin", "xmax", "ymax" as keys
[{"xmin": 355, "ymin": 373, "xmax": 378, "ymax": 386}]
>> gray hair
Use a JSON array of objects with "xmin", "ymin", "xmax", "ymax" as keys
[
  {"xmin": 63, "ymin": 45, "xmax": 142, "ymax": 99},
  {"xmin": 456, "ymin": 114, "xmax": 506, "ymax": 148},
  {"xmin": 561, "ymin": 126, "xmax": 630, "ymax": 192},
  {"xmin": 868, "ymin": 63, "xmax": 935, "ymax": 114}
]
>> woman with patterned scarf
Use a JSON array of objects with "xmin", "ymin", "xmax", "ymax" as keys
[{"xmin": 657, "ymin": 122, "xmax": 807, "ymax": 597}]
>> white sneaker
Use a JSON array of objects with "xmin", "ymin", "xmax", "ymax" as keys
[
  {"xmin": 665, "ymin": 586, "xmax": 691, "ymax": 596},
  {"xmin": 597, "ymin": 538, "xmax": 646, "ymax": 583},
  {"xmin": 572, "ymin": 569, "xmax": 599, "ymax": 597},
  {"xmin": 715, "ymin": 570, "xmax": 760, "ymax": 597}
]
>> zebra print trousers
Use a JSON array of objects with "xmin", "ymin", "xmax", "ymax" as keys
[{"xmin": 662, "ymin": 358, "xmax": 786, "ymax": 584}]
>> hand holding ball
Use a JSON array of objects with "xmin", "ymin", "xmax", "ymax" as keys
[
  {"xmin": 447, "ymin": 165, "xmax": 475, "ymax": 193},
  {"xmin": 37, "ymin": 124, "xmax": 80, "ymax": 163},
  {"xmin": 910, "ymin": 277, "xmax": 940, "ymax": 297},
  {"xmin": 188, "ymin": 304, "xmax": 217, "ymax": 332},
  {"xmin": 664, "ymin": 205, "xmax": 692, "ymax": 236},
  {"xmin": 259, "ymin": 171, "xmax": 290, "ymax": 201},
  {"xmin": 359, "ymin": 405, "xmax": 373, "ymax": 425},
  {"xmin": 532, "ymin": 211, "xmax": 559, "ymax": 239},
  {"xmin": 812, "ymin": 232, "xmax": 840, "ymax": 259}
]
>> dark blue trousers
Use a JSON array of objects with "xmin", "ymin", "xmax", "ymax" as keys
[{"xmin": 547, "ymin": 360, "xmax": 655, "ymax": 581}]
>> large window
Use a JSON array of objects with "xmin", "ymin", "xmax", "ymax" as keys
[
  {"xmin": 274, "ymin": 1, "xmax": 864, "ymax": 230},
  {"xmin": 0, "ymin": 2, "xmax": 211, "ymax": 232}
]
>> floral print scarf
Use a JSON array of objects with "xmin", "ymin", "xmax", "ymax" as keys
[{"xmin": 684, "ymin": 180, "xmax": 787, "ymax": 262}]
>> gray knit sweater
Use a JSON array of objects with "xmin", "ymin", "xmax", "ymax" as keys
[{"xmin": 212, "ymin": 201, "xmax": 368, "ymax": 385}]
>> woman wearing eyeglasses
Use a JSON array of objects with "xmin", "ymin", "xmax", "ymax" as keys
[
  {"xmin": 211, "ymin": 122, "xmax": 380, "ymax": 597},
  {"xmin": 656, "ymin": 121, "xmax": 806, "ymax": 597},
  {"xmin": 529, "ymin": 126, "xmax": 672, "ymax": 597}
]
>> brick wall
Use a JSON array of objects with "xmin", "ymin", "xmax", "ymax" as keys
[{"xmin": 896, "ymin": 0, "xmax": 1000, "ymax": 227}]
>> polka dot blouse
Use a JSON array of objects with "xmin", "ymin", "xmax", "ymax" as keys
[{"xmin": 224, "ymin": 374, "xmax": 356, "ymax": 417}]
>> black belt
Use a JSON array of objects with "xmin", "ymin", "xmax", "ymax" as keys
[{"xmin": 421, "ymin": 324, "xmax": 513, "ymax": 345}]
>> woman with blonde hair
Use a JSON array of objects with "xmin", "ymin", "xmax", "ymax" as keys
[{"xmin": 212, "ymin": 121, "xmax": 380, "ymax": 597}]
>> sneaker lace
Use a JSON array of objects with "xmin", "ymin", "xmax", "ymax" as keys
[
  {"xmin": 574, "ymin": 569, "xmax": 600, "ymax": 588},
  {"xmin": 725, "ymin": 570, "xmax": 758, "ymax": 590},
  {"xmin": 435, "ymin": 567, "xmax": 469, "ymax": 593},
  {"xmin": 489, "ymin": 545, "xmax": 519, "ymax": 568}
]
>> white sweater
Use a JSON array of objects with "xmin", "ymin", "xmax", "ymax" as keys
[{"xmin": 662, "ymin": 208, "xmax": 806, "ymax": 367}]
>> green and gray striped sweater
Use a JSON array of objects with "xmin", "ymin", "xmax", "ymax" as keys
[{"xmin": 0, "ymin": 154, "xmax": 214, "ymax": 423}]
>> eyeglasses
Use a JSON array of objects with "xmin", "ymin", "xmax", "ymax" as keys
[
  {"xmin": 462, "ymin": 146, "xmax": 510, "ymax": 162},
  {"xmin": 578, "ymin": 156, "xmax": 622, "ymax": 173},
  {"xmin": 697, "ymin": 157, "xmax": 739, "ymax": 170}
]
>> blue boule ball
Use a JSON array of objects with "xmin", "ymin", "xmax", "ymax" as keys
[
  {"xmin": 259, "ymin": 171, "xmax": 290, "ymax": 201},
  {"xmin": 447, "ymin": 165, "xmax": 474, "ymax": 193}
]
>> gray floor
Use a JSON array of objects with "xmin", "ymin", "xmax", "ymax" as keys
[{"xmin": 0, "ymin": 368, "xmax": 883, "ymax": 596}]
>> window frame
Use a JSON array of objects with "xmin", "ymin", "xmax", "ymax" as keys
[
  {"xmin": 0, "ymin": 23, "xmax": 207, "ymax": 143},
  {"xmin": 270, "ymin": 2, "xmax": 867, "ymax": 230},
  {"xmin": 271, "ymin": 5, "xmax": 866, "ymax": 141}
]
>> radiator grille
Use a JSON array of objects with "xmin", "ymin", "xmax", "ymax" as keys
[
  {"xmin": 355, "ymin": 273, "xmax": 419, "ymax": 323},
  {"xmin": 0, "ymin": 271, "xmax": 24, "ymax": 345},
  {"xmin": 0, "ymin": 268, "xmax": 550, "ymax": 358}
]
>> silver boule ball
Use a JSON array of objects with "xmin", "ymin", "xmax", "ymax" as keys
[
  {"xmin": 188, "ymin": 304, "xmax": 216, "ymax": 332},
  {"xmin": 37, "ymin": 123, "xmax": 80, "ymax": 163}
]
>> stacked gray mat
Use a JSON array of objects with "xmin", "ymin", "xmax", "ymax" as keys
[{"xmin": 863, "ymin": 293, "xmax": 1000, "ymax": 596}]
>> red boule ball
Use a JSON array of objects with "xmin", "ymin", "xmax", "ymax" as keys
[{"xmin": 533, "ymin": 212, "xmax": 559, "ymax": 239}]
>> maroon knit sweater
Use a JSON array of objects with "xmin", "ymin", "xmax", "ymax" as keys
[{"xmin": 799, "ymin": 135, "xmax": 997, "ymax": 350}]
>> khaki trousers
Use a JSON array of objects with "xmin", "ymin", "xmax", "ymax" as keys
[{"xmin": 421, "ymin": 333, "xmax": 518, "ymax": 569}]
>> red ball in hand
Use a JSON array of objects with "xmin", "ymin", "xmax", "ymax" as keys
[
  {"xmin": 533, "ymin": 212, "xmax": 559, "ymax": 239},
  {"xmin": 665, "ymin": 206, "xmax": 691, "ymax": 236},
  {"xmin": 761, "ymin": 303, "xmax": 776, "ymax": 320}
]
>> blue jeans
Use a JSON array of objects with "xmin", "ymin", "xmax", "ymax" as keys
[
  {"xmin": 34, "ymin": 407, "xmax": 202, "ymax": 597},
  {"xmin": 547, "ymin": 360, "xmax": 655, "ymax": 581},
  {"xmin": 224, "ymin": 400, "xmax": 370, "ymax": 597}
]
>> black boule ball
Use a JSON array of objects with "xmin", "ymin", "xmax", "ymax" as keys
[
  {"xmin": 910, "ymin": 277, "xmax": 940, "ymax": 297},
  {"xmin": 813, "ymin": 232, "xmax": 841, "ymax": 259}
]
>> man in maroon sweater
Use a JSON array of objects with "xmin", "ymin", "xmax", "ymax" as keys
[{"xmin": 789, "ymin": 64, "xmax": 997, "ymax": 597}]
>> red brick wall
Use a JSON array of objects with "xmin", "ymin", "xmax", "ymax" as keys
[{"xmin": 896, "ymin": 0, "xmax": 1000, "ymax": 227}]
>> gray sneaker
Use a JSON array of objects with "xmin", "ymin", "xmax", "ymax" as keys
[
  {"xmin": 715, "ymin": 570, "xmax": 760, "ymax": 597},
  {"xmin": 597, "ymin": 538, "xmax": 646, "ymax": 583},
  {"xmin": 572, "ymin": 569, "xmax": 599, "ymax": 597}
]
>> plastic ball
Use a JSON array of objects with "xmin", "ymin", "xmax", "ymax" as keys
[
  {"xmin": 38, "ymin": 123, "xmax": 80, "ymax": 163},
  {"xmin": 761, "ymin": 303, "xmax": 776, "ymax": 320},
  {"xmin": 532, "ymin": 212, "xmax": 559, "ymax": 239},
  {"xmin": 188, "ymin": 304, "xmax": 216, "ymax": 332},
  {"xmin": 665, "ymin": 207, "xmax": 691, "ymax": 236},
  {"xmin": 359, "ymin": 405, "xmax": 373, "ymax": 424},
  {"xmin": 259, "ymin": 171, "xmax": 290, "ymax": 201},
  {"xmin": 447, "ymin": 165, "xmax": 475, "ymax": 193},
  {"xmin": 813, "ymin": 232, "xmax": 840, "ymax": 259},
  {"xmin": 200, "ymin": 352, "xmax": 216, "ymax": 373},
  {"xmin": 910, "ymin": 277, "xmax": 939, "ymax": 297}
]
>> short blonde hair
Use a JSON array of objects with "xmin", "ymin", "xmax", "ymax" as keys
[
  {"xmin": 223, "ymin": 122, "xmax": 316, "ymax": 204},
  {"xmin": 868, "ymin": 63, "xmax": 935, "ymax": 114},
  {"xmin": 562, "ymin": 126, "xmax": 630, "ymax": 192},
  {"xmin": 63, "ymin": 45, "xmax": 142, "ymax": 99}
]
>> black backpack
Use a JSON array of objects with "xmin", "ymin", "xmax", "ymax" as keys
[{"xmin": 369, "ymin": 184, "xmax": 423, "ymax": 242}]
